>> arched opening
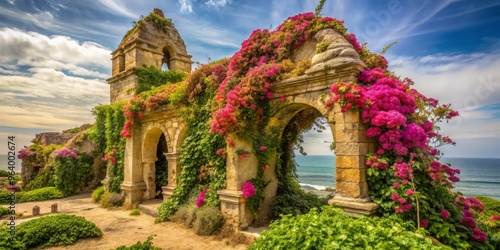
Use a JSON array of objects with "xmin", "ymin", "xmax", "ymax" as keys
[
  {"xmin": 162, "ymin": 47, "xmax": 171, "ymax": 71},
  {"xmin": 142, "ymin": 127, "xmax": 168, "ymax": 200},
  {"xmin": 295, "ymin": 116, "xmax": 336, "ymax": 193},
  {"xmin": 155, "ymin": 133, "xmax": 168, "ymax": 198},
  {"xmin": 267, "ymin": 104, "xmax": 335, "ymax": 220}
]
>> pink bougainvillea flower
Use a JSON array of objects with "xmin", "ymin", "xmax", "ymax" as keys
[
  {"xmin": 461, "ymin": 216, "xmax": 476, "ymax": 229},
  {"xmin": 420, "ymin": 219, "xmax": 429, "ymax": 229},
  {"xmin": 240, "ymin": 153, "xmax": 248, "ymax": 158},
  {"xmin": 259, "ymin": 146, "xmax": 267, "ymax": 151},
  {"xmin": 393, "ymin": 182, "xmax": 400, "ymax": 189},
  {"xmin": 242, "ymin": 182, "xmax": 257, "ymax": 199},
  {"xmin": 471, "ymin": 228, "xmax": 487, "ymax": 243},
  {"xmin": 279, "ymin": 96, "xmax": 285, "ymax": 102},
  {"xmin": 440, "ymin": 210, "xmax": 450, "ymax": 220},
  {"xmin": 216, "ymin": 149, "xmax": 224, "ymax": 155},
  {"xmin": 195, "ymin": 189, "xmax": 208, "ymax": 208},
  {"xmin": 262, "ymin": 165, "xmax": 269, "ymax": 171},
  {"xmin": 491, "ymin": 215, "xmax": 500, "ymax": 221},
  {"xmin": 406, "ymin": 189, "xmax": 415, "ymax": 196}
]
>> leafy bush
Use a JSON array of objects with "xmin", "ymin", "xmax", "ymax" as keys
[
  {"xmin": 172, "ymin": 203, "xmax": 197, "ymax": 228},
  {"xmin": 476, "ymin": 196, "xmax": 500, "ymax": 245},
  {"xmin": 0, "ymin": 189, "xmax": 12, "ymax": 204},
  {"xmin": 92, "ymin": 186, "xmax": 105, "ymax": 202},
  {"xmin": 272, "ymin": 188, "xmax": 329, "ymax": 217},
  {"xmin": 0, "ymin": 170, "xmax": 9, "ymax": 177},
  {"xmin": 129, "ymin": 209, "xmax": 141, "ymax": 216},
  {"xmin": 192, "ymin": 205, "xmax": 225, "ymax": 236},
  {"xmin": 1, "ymin": 187, "xmax": 63, "ymax": 204},
  {"xmin": 99, "ymin": 192, "xmax": 124, "ymax": 208},
  {"xmin": 53, "ymin": 151, "xmax": 94, "ymax": 196},
  {"xmin": 135, "ymin": 65, "xmax": 186, "ymax": 94},
  {"xmin": 0, "ymin": 214, "xmax": 102, "ymax": 249},
  {"xmin": 250, "ymin": 206, "xmax": 449, "ymax": 250},
  {"xmin": 113, "ymin": 235, "xmax": 161, "ymax": 250},
  {"xmin": 0, "ymin": 206, "xmax": 9, "ymax": 217}
]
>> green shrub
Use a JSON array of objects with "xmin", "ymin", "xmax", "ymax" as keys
[
  {"xmin": 192, "ymin": 206, "xmax": 225, "ymax": 236},
  {"xmin": 53, "ymin": 152, "xmax": 94, "ymax": 196},
  {"xmin": 250, "ymin": 206, "xmax": 450, "ymax": 250},
  {"xmin": 1, "ymin": 187, "xmax": 64, "ymax": 204},
  {"xmin": 171, "ymin": 203, "xmax": 197, "ymax": 228},
  {"xmin": 272, "ymin": 188, "xmax": 329, "ymax": 217},
  {"xmin": 475, "ymin": 196, "xmax": 500, "ymax": 246},
  {"xmin": 17, "ymin": 187, "xmax": 64, "ymax": 203},
  {"xmin": 99, "ymin": 192, "xmax": 124, "ymax": 208},
  {"xmin": 113, "ymin": 235, "xmax": 161, "ymax": 250},
  {"xmin": 0, "ymin": 170, "xmax": 9, "ymax": 177},
  {"xmin": 129, "ymin": 209, "xmax": 141, "ymax": 216},
  {"xmin": 0, "ymin": 214, "xmax": 102, "ymax": 249},
  {"xmin": 92, "ymin": 186, "xmax": 105, "ymax": 202},
  {"xmin": 0, "ymin": 206, "xmax": 9, "ymax": 217}
]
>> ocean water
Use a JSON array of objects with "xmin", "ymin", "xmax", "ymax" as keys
[{"xmin": 295, "ymin": 155, "xmax": 500, "ymax": 200}]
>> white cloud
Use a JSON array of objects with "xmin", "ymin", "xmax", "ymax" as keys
[
  {"xmin": 0, "ymin": 28, "xmax": 110, "ymax": 154},
  {"xmin": 0, "ymin": 28, "xmax": 110, "ymax": 70},
  {"xmin": 96, "ymin": 0, "xmax": 137, "ymax": 18},
  {"xmin": 205, "ymin": 0, "xmax": 231, "ymax": 8},
  {"xmin": 179, "ymin": 0, "xmax": 194, "ymax": 13}
]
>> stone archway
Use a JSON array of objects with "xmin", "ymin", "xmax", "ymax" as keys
[{"xmin": 141, "ymin": 127, "xmax": 168, "ymax": 200}]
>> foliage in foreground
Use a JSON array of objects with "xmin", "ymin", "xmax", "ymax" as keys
[
  {"xmin": 0, "ymin": 187, "xmax": 63, "ymax": 204},
  {"xmin": 92, "ymin": 186, "xmax": 106, "ymax": 202},
  {"xmin": 0, "ymin": 214, "xmax": 102, "ymax": 249},
  {"xmin": 113, "ymin": 235, "xmax": 161, "ymax": 250},
  {"xmin": 476, "ymin": 196, "xmax": 500, "ymax": 242},
  {"xmin": 250, "ymin": 206, "xmax": 449, "ymax": 250},
  {"xmin": 171, "ymin": 203, "xmax": 225, "ymax": 236}
]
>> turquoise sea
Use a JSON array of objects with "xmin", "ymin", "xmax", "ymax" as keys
[{"xmin": 296, "ymin": 155, "xmax": 500, "ymax": 200}]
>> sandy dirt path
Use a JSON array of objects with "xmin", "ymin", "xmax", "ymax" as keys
[{"xmin": 1, "ymin": 194, "xmax": 250, "ymax": 250}]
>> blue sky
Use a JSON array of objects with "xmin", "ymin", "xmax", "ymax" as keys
[{"xmin": 0, "ymin": 0, "xmax": 499, "ymax": 158}]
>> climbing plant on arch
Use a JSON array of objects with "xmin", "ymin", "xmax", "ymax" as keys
[{"xmin": 118, "ymin": 11, "xmax": 494, "ymax": 248}]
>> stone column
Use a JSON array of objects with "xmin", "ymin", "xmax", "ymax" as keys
[
  {"xmin": 162, "ymin": 152, "xmax": 180, "ymax": 200},
  {"xmin": 121, "ymin": 122, "xmax": 146, "ymax": 207},
  {"xmin": 329, "ymin": 104, "xmax": 378, "ymax": 215},
  {"xmin": 218, "ymin": 135, "xmax": 257, "ymax": 230},
  {"xmin": 142, "ymin": 159, "xmax": 156, "ymax": 200}
]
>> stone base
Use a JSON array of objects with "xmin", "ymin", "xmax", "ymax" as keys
[
  {"xmin": 218, "ymin": 189, "xmax": 253, "ymax": 230},
  {"xmin": 121, "ymin": 181, "xmax": 146, "ymax": 207},
  {"xmin": 162, "ymin": 185, "xmax": 175, "ymax": 201},
  {"xmin": 328, "ymin": 196, "xmax": 378, "ymax": 216}
]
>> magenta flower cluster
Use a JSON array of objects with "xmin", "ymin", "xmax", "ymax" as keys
[
  {"xmin": 242, "ymin": 182, "xmax": 257, "ymax": 199},
  {"xmin": 18, "ymin": 146, "xmax": 36, "ymax": 159},
  {"xmin": 195, "ymin": 189, "xmax": 208, "ymax": 208},
  {"xmin": 53, "ymin": 148, "xmax": 78, "ymax": 159}
]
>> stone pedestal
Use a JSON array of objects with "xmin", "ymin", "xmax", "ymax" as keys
[
  {"xmin": 162, "ymin": 152, "xmax": 180, "ymax": 200},
  {"xmin": 329, "ymin": 196, "xmax": 378, "ymax": 216},
  {"xmin": 121, "ymin": 181, "xmax": 146, "ymax": 207},
  {"xmin": 162, "ymin": 185, "xmax": 175, "ymax": 200},
  {"xmin": 218, "ymin": 189, "xmax": 253, "ymax": 230}
]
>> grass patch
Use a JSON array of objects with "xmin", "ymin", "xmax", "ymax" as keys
[
  {"xmin": 129, "ymin": 209, "xmax": 141, "ymax": 216},
  {"xmin": 113, "ymin": 235, "xmax": 161, "ymax": 250},
  {"xmin": 99, "ymin": 192, "xmax": 124, "ymax": 208},
  {"xmin": 0, "ymin": 187, "xmax": 64, "ymax": 204},
  {"xmin": 92, "ymin": 186, "xmax": 105, "ymax": 202},
  {"xmin": 0, "ymin": 214, "xmax": 102, "ymax": 249}
]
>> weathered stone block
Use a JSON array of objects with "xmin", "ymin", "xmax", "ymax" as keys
[
  {"xmin": 336, "ymin": 155, "xmax": 364, "ymax": 169},
  {"xmin": 336, "ymin": 168, "xmax": 366, "ymax": 183},
  {"xmin": 335, "ymin": 181, "xmax": 369, "ymax": 198},
  {"xmin": 51, "ymin": 203, "xmax": 58, "ymax": 213},
  {"xmin": 344, "ymin": 111, "xmax": 360, "ymax": 123},
  {"xmin": 32, "ymin": 206, "xmax": 40, "ymax": 216},
  {"xmin": 335, "ymin": 142, "xmax": 368, "ymax": 156}
]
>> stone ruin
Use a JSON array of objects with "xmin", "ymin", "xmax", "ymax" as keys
[{"xmin": 107, "ymin": 8, "xmax": 378, "ymax": 230}]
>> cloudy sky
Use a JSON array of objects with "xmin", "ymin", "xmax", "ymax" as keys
[{"xmin": 0, "ymin": 0, "xmax": 499, "ymax": 158}]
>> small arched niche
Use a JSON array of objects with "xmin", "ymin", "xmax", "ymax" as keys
[{"xmin": 161, "ymin": 47, "xmax": 172, "ymax": 71}]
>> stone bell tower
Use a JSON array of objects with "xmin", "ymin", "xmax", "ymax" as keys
[{"xmin": 107, "ymin": 8, "xmax": 192, "ymax": 103}]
